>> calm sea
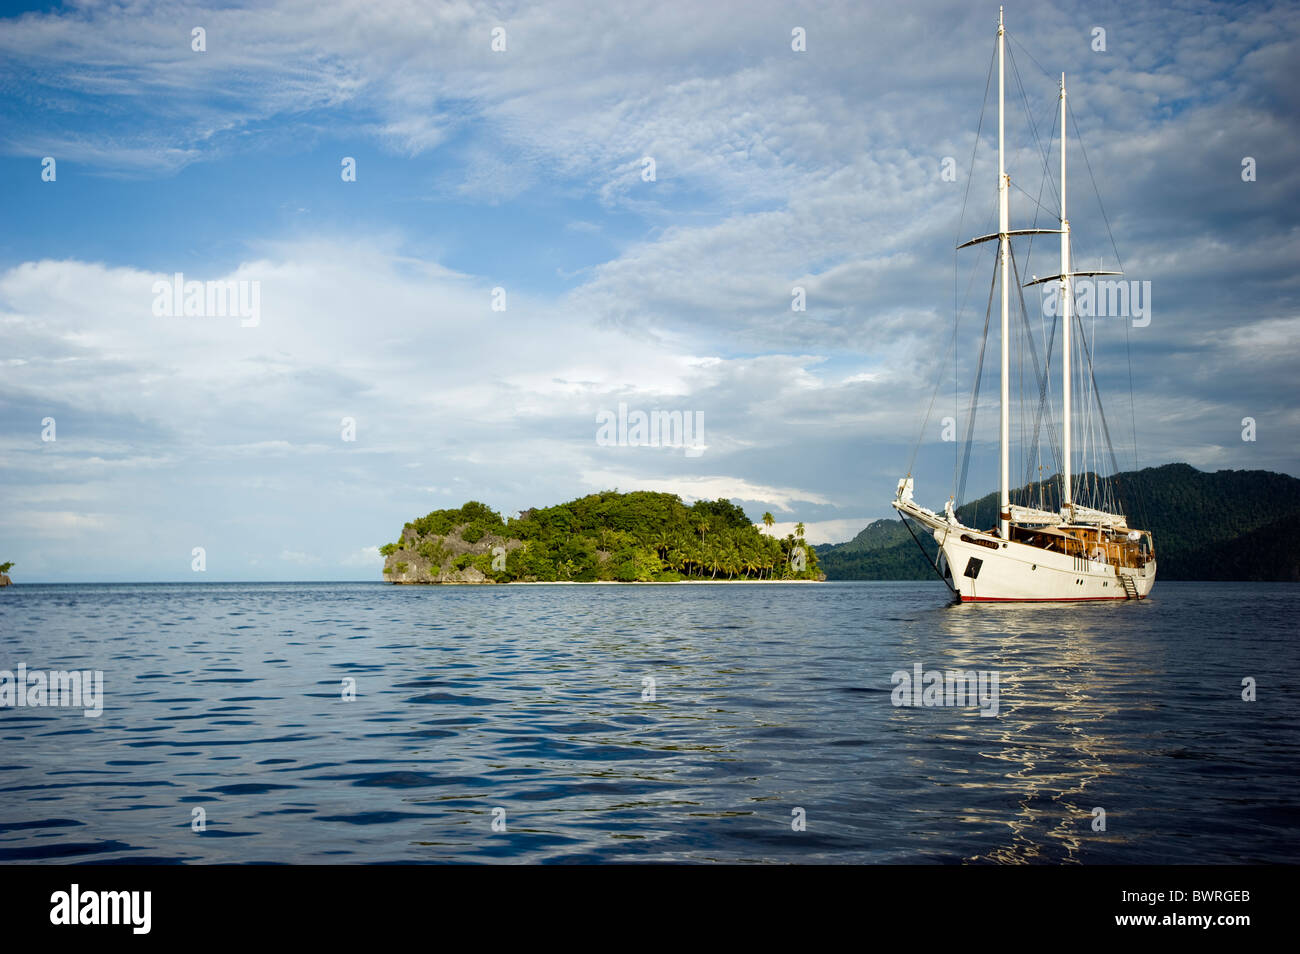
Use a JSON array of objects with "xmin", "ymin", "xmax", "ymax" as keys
[{"xmin": 0, "ymin": 581, "xmax": 1295, "ymax": 864}]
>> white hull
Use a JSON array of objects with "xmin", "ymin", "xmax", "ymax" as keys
[
  {"xmin": 893, "ymin": 495, "xmax": 1156, "ymax": 603},
  {"xmin": 935, "ymin": 525, "xmax": 1155, "ymax": 602}
]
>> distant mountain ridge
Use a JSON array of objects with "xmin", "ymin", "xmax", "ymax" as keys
[{"xmin": 815, "ymin": 463, "xmax": 1300, "ymax": 582}]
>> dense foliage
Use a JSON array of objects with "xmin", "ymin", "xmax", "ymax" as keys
[
  {"xmin": 383, "ymin": 492, "xmax": 823, "ymax": 583},
  {"xmin": 815, "ymin": 463, "xmax": 1300, "ymax": 582}
]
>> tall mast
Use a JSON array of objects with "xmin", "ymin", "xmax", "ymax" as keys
[
  {"xmin": 1060, "ymin": 73, "xmax": 1072, "ymax": 516},
  {"xmin": 998, "ymin": 7, "xmax": 1010, "ymax": 538}
]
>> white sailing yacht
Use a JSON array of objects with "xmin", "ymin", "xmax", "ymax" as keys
[{"xmin": 892, "ymin": 9, "xmax": 1156, "ymax": 602}]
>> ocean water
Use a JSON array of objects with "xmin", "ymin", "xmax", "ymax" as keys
[{"xmin": 0, "ymin": 580, "xmax": 1295, "ymax": 864}]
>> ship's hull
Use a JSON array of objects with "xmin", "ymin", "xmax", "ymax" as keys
[{"xmin": 936, "ymin": 526, "xmax": 1155, "ymax": 602}]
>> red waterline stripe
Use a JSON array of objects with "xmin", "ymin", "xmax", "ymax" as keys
[{"xmin": 958, "ymin": 595, "xmax": 1133, "ymax": 602}]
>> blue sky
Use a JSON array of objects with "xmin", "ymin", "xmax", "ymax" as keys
[{"xmin": 1, "ymin": 0, "xmax": 1297, "ymax": 581}]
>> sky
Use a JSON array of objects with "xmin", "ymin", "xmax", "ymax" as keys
[{"xmin": 0, "ymin": 0, "xmax": 1296, "ymax": 581}]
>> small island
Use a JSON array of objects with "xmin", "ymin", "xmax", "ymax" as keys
[
  {"xmin": 380, "ymin": 492, "xmax": 824, "ymax": 583},
  {"xmin": 0, "ymin": 561, "xmax": 12, "ymax": 587}
]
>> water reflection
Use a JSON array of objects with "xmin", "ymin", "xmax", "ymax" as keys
[{"xmin": 925, "ymin": 600, "xmax": 1157, "ymax": 862}]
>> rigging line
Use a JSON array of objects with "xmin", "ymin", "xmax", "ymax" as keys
[
  {"xmin": 957, "ymin": 257, "xmax": 999, "ymax": 515},
  {"xmin": 1074, "ymin": 311, "xmax": 1123, "ymax": 479},
  {"xmin": 958, "ymin": 200, "xmax": 998, "ymax": 351},
  {"xmin": 949, "ymin": 39, "xmax": 998, "ymax": 481},
  {"xmin": 1011, "ymin": 180, "xmax": 1057, "ymax": 218},
  {"xmin": 1015, "ymin": 251, "xmax": 1034, "ymax": 505},
  {"xmin": 900, "ymin": 515, "xmax": 956, "ymax": 594},
  {"xmin": 949, "ymin": 202, "xmax": 996, "ymax": 487},
  {"xmin": 951, "ymin": 39, "xmax": 998, "ymax": 466},
  {"xmin": 1001, "ymin": 68, "xmax": 1055, "ymax": 208},
  {"xmin": 1093, "ymin": 316, "xmax": 1112, "ymax": 512},
  {"xmin": 931, "ymin": 225, "xmax": 997, "ymax": 482},
  {"xmin": 1026, "ymin": 102, "xmax": 1060, "ymax": 452},
  {"xmin": 949, "ymin": 210, "xmax": 998, "ymax": 490},
  {"xmin": 1073, "ymin": 272, "xmax": 1094, "ymax": 507},
  {"xmin": 915, "ymin": 149, "xmax": 1000, "ymax": 480},
  {"xmin": 1087, "ymin": 315, "xmax": 1100, "ymax": 505},
  {"xmin": 1010, "ymin": 243, "xmax": 1062, "ymax": 485},
  {"xmin": 1073, "ymin": 307, "xmax": 1089, "ymax": 507},
  {"xmin": 907, "ymin": 297, "xmax": 963, "ymax": 478},
  {"xmin": 956, "ymin": 39, "xmax": 999, "ymax": 249},
  {"xmin": 1123, "ymin": 304, "xmax": 1151, "ymax": 531},
  {"xmin": 953, "ymin": 247, "xmax": 959, "ymax": 492},
  {"xmin": 1015, "ymin": 269, "xmax": 1025, "ymax": 505},
  {"xmin": 1007, "ymin": 42, "xmax": 1060, "ymax": 212},
  {"xmin": 1023, "ymin": 311, "xmax": 1061, "ymax": 491},
  {"xmin": 1067, "ymin": 98, "xmax": 1124, "ymax": 274},
  {"xmin": 948, "ymin": 40, "xmax": 996, "ymax": 485},
  {"xmin": 1005, "ymin": 30, "xmax": 1065, "ymax": 275},
  {"xmin": 1007, "ymin": 31, "xmax": 1055, "ymax": 85},
  {"xmin": 1008, "ymin": 48, "xmax": 1061, "ymax": 265},
  {"xmin": 1024, "ymin": 105, "xmax": 1060, "ymax": 270},
  {"xmin": 1083, "ymin": 315, "xmax": 1099, "ymax": 507}
]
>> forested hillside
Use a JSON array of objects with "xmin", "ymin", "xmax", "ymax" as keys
[{"xmin": 381, "ymin": 492, "xmax": 823, "ymax": 583}]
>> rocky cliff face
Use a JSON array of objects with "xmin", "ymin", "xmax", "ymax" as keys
[
  {"xmin": 0, "ymin": 574, "xmax": 10, "ymax": 587},
  {"xmin": 382, "ymin": 523, "xmax": 523, "ymax": 584}
]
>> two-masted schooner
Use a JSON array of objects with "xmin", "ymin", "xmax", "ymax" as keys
[{"xmin": 892, "ymin": 9, "xmax": 1156, "ymax": 601}]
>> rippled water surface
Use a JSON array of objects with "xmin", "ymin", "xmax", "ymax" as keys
[{"xmin": 0, "ymin": 581, "xmax": 1296, "ymax": 863}]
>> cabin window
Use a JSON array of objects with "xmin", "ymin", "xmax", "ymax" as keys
[{"xmin": 964, "ymin": 557, "xmax": 983, "ymax": 579}]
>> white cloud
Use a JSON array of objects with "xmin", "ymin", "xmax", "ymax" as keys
[
  {"xmin": 578, "ymin": 470, "xmax": 834, "ymax": 512},
  {"xmin": 279, "ymin": 549, "xmax": 322, "ymax": 566},
  {"xmin": 0, "ymin": 510, "xmax": 114, "ymax": 537},
  {"xmin": 765, "ymin": 518, "xmax": 873, "ymax": 546},
  {"xmin": 342, "ymin": 545, "xmax": 384, "ymax": 568}
]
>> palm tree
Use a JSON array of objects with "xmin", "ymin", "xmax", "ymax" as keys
[
  {"xmin": 708, "ymin": 548, "xmax": 722, "ymax": 579},
  {"xmin": 697, "ymin": 521, "xmax": 709, "ymax": 544},
  {"xmin": 795, "ymin": 522, "xmax": 805, "ymax": 540},
  {"xmin": 653, "ymin": 531, "xmax": 672, "ymax": 561},
  {"xmin": 762, "ymin": 512, "xmax": 775, "ymax": 536}
]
